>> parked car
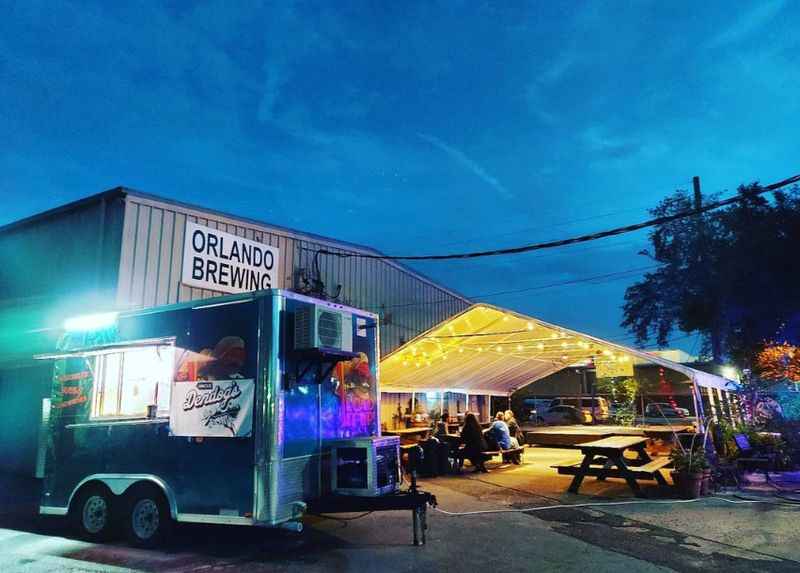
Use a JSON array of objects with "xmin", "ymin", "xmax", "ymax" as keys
[
  {"xmin": 644, "ymin": 402, "xmax": 690, "ymax": 418},
  {"xmin": 531, "ymin": 405, "xmax": 587, "ymax": 425},
  {"xmin": 522, "ymin": 398, "xmax": 556, "ymax": 419},
  {"xmin": 550, "ymin": 396, "xmax": 610, "ymax": 422}
]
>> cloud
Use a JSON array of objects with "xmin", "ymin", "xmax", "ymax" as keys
[
  {"xmin": 417, "ymin": 133, "xmax": 513, "ymax": 199},
  {"xmin": 708, "ymin": 0, "xmax": 786, "ymax": 48},
  {"xmin": 581, "ymin": 126, "xmax": 642, "ymax": 159}
]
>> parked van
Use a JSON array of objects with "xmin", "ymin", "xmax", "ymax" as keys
[{"xmin": 550, "ymin": 396, "xmax": 610, "ymax": 422}]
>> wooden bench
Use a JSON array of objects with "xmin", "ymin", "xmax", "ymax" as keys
[
  {"xmin": 552, "ymin": 456, "xmax": 671, "ymax": 484},
  {"xmin": 453, "ymin": 446, "xmax": 525, "ymax": 471}
]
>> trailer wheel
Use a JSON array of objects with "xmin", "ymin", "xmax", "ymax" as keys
[
  {"xmin": 71, "ymin": 484, "xmax": 116, "ymax": 541},
  {"xmin": 123, "ymin": 485, "xmax": 172, "ymax": 547}
]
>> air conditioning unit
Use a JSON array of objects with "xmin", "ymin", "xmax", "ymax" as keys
[
  {"xmin": 294, "ymin": 305, "xmax": 353, "ymax": 352},
  {"xmin": 330, "ymin": 436, "xmax": 400, "ymax": 496}
]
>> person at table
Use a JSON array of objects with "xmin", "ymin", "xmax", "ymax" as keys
[
  {"xmin": 490, "ymin": 412, "xmax": 522, "ymax": 464},
  {"xmin": 460, "ymin": 412, "xmax": 490, "ymax": 473},
  {"xmin": 504, "ymin": 409, "xmax": 524, "ymax": 446},
  {"xmin": 434, "ymin": 412, "xmax": 449, "ymax": 439}
]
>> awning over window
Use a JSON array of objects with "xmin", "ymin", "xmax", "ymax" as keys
[{"xmin": 379, "ymin": 304, "xmax": 738, "ymax": 396}]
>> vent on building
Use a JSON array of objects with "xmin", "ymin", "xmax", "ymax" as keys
[{"xmin": 294, "ymin": 305, "xmax": 353, "ymax": 352}]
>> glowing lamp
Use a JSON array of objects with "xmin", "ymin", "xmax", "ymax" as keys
[
  {"xmin": 64, "ymin": 312, "xmax": 118, "ymax": 332},
  {"xmin": 721, "ymin": 366, "xmax": 738, "ymax": 380}
]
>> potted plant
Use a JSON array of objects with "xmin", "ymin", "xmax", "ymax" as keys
[{"xmin": 669, "ymin": 445, "xmax": 710, "ymax": 499}]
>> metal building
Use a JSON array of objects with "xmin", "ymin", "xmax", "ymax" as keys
[{"xmin": 0, "ymin": 187, "xmax": 469, "ymax": 474}]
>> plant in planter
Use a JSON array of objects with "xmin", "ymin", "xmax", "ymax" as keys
[{"xmin": 669, "ymin": 445, "xmax": 710, "ymax": 499}]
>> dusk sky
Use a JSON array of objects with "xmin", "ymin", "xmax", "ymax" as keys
[{"xmin": 2, "ymin": 1, "xmax": 798, "ymax": 351}]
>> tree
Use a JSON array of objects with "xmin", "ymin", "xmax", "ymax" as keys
[
  {"xmin": 621, "ymin": 183, "xmax": 800, "ymax": 366},
  {"xmin": 755, "ymin": 343, "xmax": 800, "ymax": 385}
]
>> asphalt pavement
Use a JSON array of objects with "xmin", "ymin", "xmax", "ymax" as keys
[{"xmin": 2, "ymin": 450, "xmax": 799, "ymax": 572}]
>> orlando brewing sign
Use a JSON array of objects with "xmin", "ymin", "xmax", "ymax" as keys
[{"xmin": 182, "ymin": 222, "xmax": 280, "ymax": 294}]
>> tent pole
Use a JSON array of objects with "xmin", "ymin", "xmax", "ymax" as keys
[
  {"xmin": 690, "ymin": 376, "xmax": 710, "ymax": 447},
  {"xmin": 706, "ymin": 387, "xmax": 717, "ymax": 421}
]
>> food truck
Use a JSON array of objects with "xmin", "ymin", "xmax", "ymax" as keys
[{"xmin": 37, "ymin": 289, "xmax": 397, "ymax": 546}]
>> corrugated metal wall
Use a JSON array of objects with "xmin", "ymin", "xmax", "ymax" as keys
[{"xmin": 115, "ymin": 194, "xmax": 469, "ymax": 356}]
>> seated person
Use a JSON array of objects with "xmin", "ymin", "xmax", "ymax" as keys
[
  {"xmin": 460, "ymin": 412, "xmax": 490, "ymax": 473},
  {"xmin": 504, "ymin": 409, "xmax": 523, "ymax": 446},
  {"xmin": 489, "ymin": 412, "xmax": 522, "ymax": 464},
  {"xmin": 434, "ymin": 411, "xmax": 450, "ymax": 438},
  {"xmin": 489, "ymin": 412, "xmax": 514, "ymax": 449}
]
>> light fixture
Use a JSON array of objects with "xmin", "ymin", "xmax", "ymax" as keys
[
  {"xmin": 550, "ymin": 333, "xmax": 558, "ymax": 339},
  {"xmin": 517, "ymin": 344, "xmax": 523, "ymax": 352},
  {"xmin": 537, "ymin": 343, "xmax": 544, "ymax": 350},
  {"xmin": 458, "ymin": 347, "xmax": 464, "ymax": 353},
  {"xmin": 722, "ymin": 366, "xmax": 738, "ymax": 380},
  {"xmin": 496, "ymin": 346, "xmax": 503, "ymax": 352},
  {"xmin": 64, "ymin": 312, "xmax": 118, "ymax": 332},
  {"xmin": 527, "ymin": 322, "xmax": 534, "ymax": 330}
]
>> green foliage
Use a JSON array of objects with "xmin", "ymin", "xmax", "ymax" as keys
[
  {"xmin": 669, "ymin": 445, "xmax": 710, "ymax": 474},
  {"xmin": 621, "ymin": 184, "xmax": 800, "ymax": 365},
  {"xmin": 775, "ymin": 393, "xmax": 800, "ymax": 421},
  {"xmin": 596, "ymin": 377, "xmax": 639, "ymax": 426},
  {"xmin": 715, "ymin": 418, "xmax": 792, "ymax": 467}
]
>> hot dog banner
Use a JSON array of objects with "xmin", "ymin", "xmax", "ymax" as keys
[{"xmin": 170, "ymin": 379, "xmax": 254, "ymax": 437}]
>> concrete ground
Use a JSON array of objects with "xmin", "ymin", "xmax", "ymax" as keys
[{"xmin": 1, "ymin": 447, "xmax": 799, "ymax": 572}]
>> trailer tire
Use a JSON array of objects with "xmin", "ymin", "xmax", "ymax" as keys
[
  {"xmin": 71, "ymin": 484, "xmax": 117, "ymax": 541},
  {"xmin": 123, "ymin": 485, "xmax": 173, "ymax": 548}
]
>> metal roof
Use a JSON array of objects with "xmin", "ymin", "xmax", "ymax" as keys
[
  {"xmin": 379, "ymin": 304, "xmax": 739, "ymax": 396},
  {"xmin": 0, "ymin": 186, "xmax": 470, "ymax": 305}
]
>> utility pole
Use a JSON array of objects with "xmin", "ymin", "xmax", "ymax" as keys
[{"xmin": 692, "ymin": 175, "xmax": 702, "ymax": 212}]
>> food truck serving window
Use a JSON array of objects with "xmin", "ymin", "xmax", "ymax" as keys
[{"xmin": 91, "ymin": 345, "xmax": 175, "ymax": 419}]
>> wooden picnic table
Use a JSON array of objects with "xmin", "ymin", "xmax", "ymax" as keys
[{"xmin": 554, "ymin": 435, "xmax": 670, "ymax": 496}]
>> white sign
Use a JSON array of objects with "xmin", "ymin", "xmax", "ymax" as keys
[
  {"xmin": 182, "ymin": 222, "xmax": 280, "ymax": 294},
  {"xmin": 169, "ymin": 379, "xmax": 254, "ymax": 437}
]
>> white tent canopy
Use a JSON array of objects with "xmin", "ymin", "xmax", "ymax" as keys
[{"xmin": 380, "ymin": 304, "xmax": 738, "ymax": 397}]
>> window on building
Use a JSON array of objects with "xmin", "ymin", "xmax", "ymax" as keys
[{"xmin": 91, "ymin": 345, "xmax": 175, "ymax": 419}]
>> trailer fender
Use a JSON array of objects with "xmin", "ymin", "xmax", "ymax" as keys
[{"xmin": 68, "ymin": 474, "xmax": 178, "ymax": 520}]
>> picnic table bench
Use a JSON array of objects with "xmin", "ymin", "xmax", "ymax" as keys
[
  {"xmin": 452, "ymin": 445, "xmax": 526, "ymax": 470},
  {"xmin": 552, "ymin": 436, "xmax": 671, "ymax": 496}
]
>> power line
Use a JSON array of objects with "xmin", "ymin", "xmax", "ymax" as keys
[
  {"xmin": 374, "ymin": 265, "xmax": 658, "ymax": 310},
  {"xmin": 317, "ymin": 174, "xmax": 800, "ymax": 261}
]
